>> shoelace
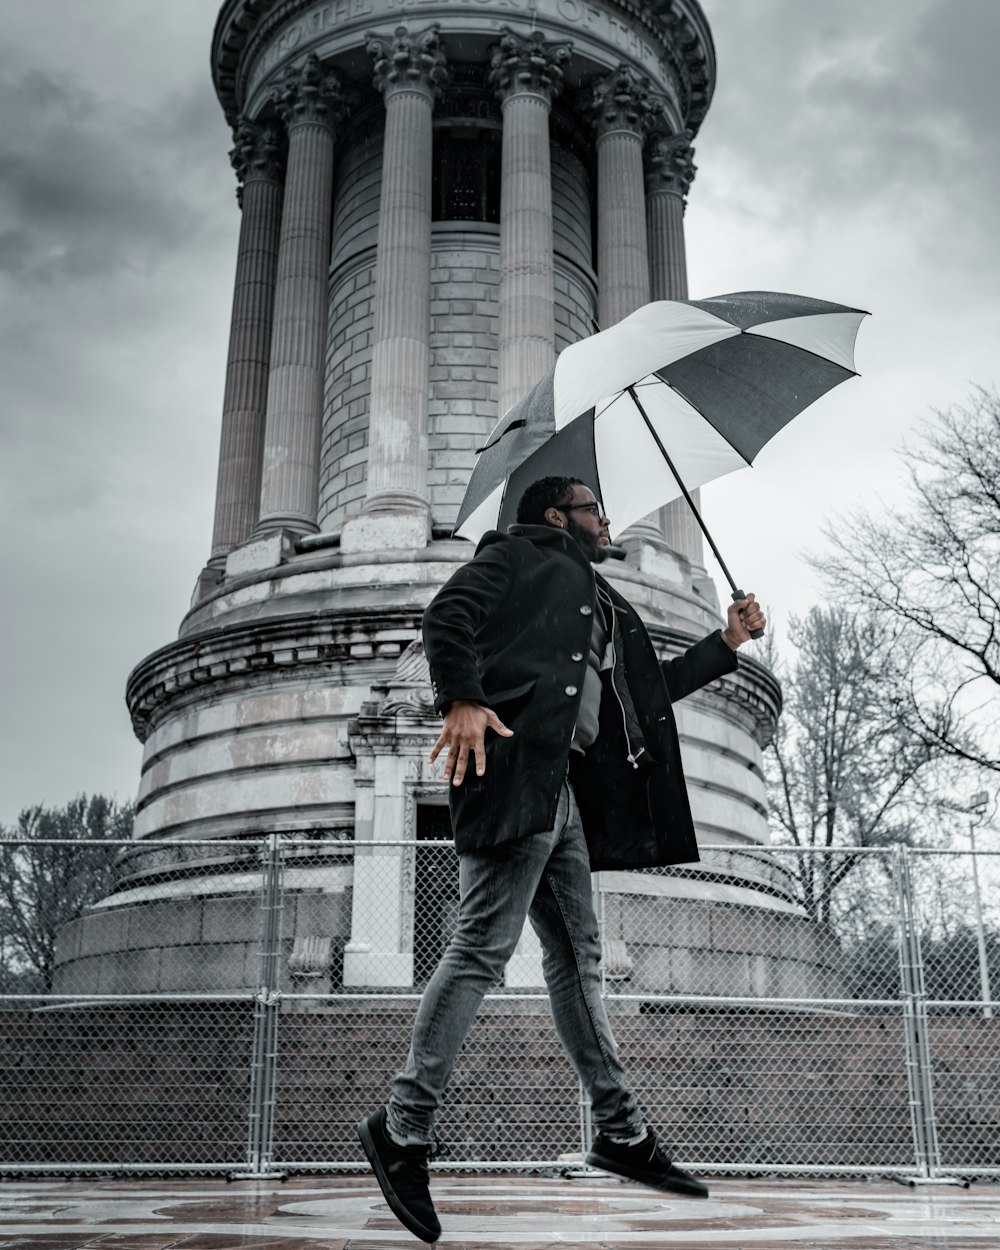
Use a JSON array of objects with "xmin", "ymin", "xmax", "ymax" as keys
[
  {"xmin": 389, "ymin": 1150, "xmax": 430, "ymax": 1183},
  {"xmin": 388, "ymin": 1131, "xmax": 442, "ymax": 1183}
]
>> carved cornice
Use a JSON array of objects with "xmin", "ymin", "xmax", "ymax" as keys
[
  {"xmin": 646, "ymin": 127, "xmax": 696, "ymax": 198},
  {"xmin": 488, "ymin": 27, "xmax": 573, "ymax": 104},
  {"xmin": 638, "ymin": 0, "xmax": 712, "ymax": 131},
  {"xmin": 589, "ymin": 63, "xmax": 662, "ymax": 138},
  {"xmin": 211, "ymin": 0, "xmax": 715, "ymax": 133},
  {"xmin": 271, "ymin": 53, "xmax": 352, "ymax": 130},
  {"xmin": 126, "ymin": 609, "xmax": 423, "ymax": 742},
  {"xmin": 366, "ymin": 24, "xmax": 448, "ymax": 100},
  {"xmin": 229, "ymin": 116, "xmax": 286, "ymax": 201}
]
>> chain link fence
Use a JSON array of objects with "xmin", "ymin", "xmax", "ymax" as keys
[{"xmin": 1, "ymin": 836, "xmax": 998, "ymax": 1179}]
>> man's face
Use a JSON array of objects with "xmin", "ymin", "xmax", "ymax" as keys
[{"xmin": 549, "ymin": 484, "xmax": 611, "ymax": 563}]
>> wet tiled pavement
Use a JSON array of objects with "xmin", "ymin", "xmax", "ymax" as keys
[{"xmin": 1, "ymin": 1174, "xmax": 998, "ymax": 1248}]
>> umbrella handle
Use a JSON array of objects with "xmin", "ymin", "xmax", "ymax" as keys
[{"xmin": 731, "ymin": 589, "xmax": 765, "ymax": 640}]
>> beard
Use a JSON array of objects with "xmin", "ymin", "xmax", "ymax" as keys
[{"xmin": 566, "ymin": 515, "xmax": 603, "ymax": 563}]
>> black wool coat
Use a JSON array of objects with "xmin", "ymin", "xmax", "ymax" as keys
[{"xmin": 422, "ymin": 524, "xmax": 739, "ymax": 870}]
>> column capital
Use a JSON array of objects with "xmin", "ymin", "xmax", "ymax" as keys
[
  {"xmin": 589, "ymin": 64, "xmax": 661, "ymax": 139},
  {"xmin": 489, "ymin": 27, "xmax": 572, "ymax": 104},
  {"xmin": 646, "ymin": 128, "xmax": 697, "ymax": 199},
  {"xmin": 271, "ymin": 53, "xmax": 352, "ymax": 131},
  {"xmin": 229, "ymin": 117, "xmax": 285, "ymax": 202},
  {"xmin": 366, "ymin": 24, "xmax": 448, "ymax": 102}
]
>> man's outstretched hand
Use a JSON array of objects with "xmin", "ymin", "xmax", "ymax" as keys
[
  {"xmin": 722, "ymin": 593, "xmax": 766, "ymax": 650},
  {"xmin": 429, "ymin": 699, "xmax": 514, "ymax": 787}
]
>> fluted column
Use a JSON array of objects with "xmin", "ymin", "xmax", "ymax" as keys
[
  {"xmin": 646, "ymin": 130, "xmax": 704, "ymax": 563},
  {"xmin": 647, "ymin": 129, "xmax": 694, "ymax": 301},
  {"xmin": 341, "ymin": 25, "xmax": 446, "ymax": 553},
  {"xmin": 591, "ymin": 66, "xmax": 658, "ymax": 541},
  {"xmin": 257, "ymin": 56, "xmax": 349, "ymax": 536},
  {"xmin": 591, "ymin": 66, "xmax": 657, "ymax": 329},
  {"xmin": 209, "ymin": 120, "xmax": 285, "ymax": 563},
  {"xmin": 490, "ymin": 28, "xmax": 571, "ymax": 417}
]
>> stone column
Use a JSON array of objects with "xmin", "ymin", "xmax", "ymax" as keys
[
  {"xmin": 256, "ymin": 56, "xmax": 348, "ymax": 537},
  {"xmin": 591, "ymin": 66, "xmax": 656, "ymax": 330},
  {"xmin": 591, "ymin": 66, "xmax": 659, "ymax": 542},
  {"xmin": 490, "ymin": 27, "xmax": 571, "ymax": 417},
  {"xmin": 340, "ymin": 26, "xmax": 447, "ymax": 553},
  {"xmin": 646, "ymin": 129, "xmax": 704, "ymax": 563},
  {"xmin": 208, "ymin": 119, "xmax": 285, "ymax": 565},
  {"xmin": 647, "ymin": 129, "xmax": 694, "ymax": 302}
]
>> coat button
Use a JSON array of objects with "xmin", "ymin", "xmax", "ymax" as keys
[
  {"xmin": 571, "ymin": 651, "xmax": 584, "ymax": 662},
  {"xmin": 565, "ymin": 685, "xmax": 578, "ymax": 696},
  {"xmin": 580, "ymin": 605, "xmax": 592, "ymax": 616}
]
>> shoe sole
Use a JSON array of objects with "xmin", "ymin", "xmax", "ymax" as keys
[
  {"xmin": 585, "ymin": 1149, "xmax": 709, "ymax": 1198},
  {"xmin": 357, "ymin": 1116, "xmax": 441, "ymax": 1244}
]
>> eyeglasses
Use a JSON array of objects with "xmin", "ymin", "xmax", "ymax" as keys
[{"xmin": 555, "ymin": 502, "xmax": 605, "ymax": 518}]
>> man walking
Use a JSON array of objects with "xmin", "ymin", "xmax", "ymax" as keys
[{"xmin": 359, "ymin": 475, "xmax": 765, "ymax": 1242}]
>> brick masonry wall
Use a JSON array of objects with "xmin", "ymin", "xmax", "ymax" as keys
[
  {"xmin": 552, "ymin": 142, "xmax": 591, "ymax": 271},
  {"xmin": 552, "ymin": 141, "xmax": 597, "ymax": 350},
  {"xmin": 318, "ymin": 127, "xmax": 382, "ymax": 530},
  {"xmin": 428, "ymin": 228, "xmax": 501, "ymax": 530},
  {"xmin": 320, "ymin": 255, "xmax": 375, "ymax": 528}
]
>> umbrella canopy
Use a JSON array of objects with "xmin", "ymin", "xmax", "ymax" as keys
[{"xmin": 455, "ymin": 291, "xmax": 869, "ymax": 544}]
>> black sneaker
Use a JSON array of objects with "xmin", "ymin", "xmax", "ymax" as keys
[
  {"xmin": 358, "ymin": 1108, "xmax": 441, "ymax": 1243},
  {"xmin": 586, "ymin": 1128, "xmax": 709, "ymax": 1198}
]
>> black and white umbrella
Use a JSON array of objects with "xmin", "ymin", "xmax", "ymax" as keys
[{"xmin": 455, "ymin": 293, "xmax": 869, "ymax": 583}]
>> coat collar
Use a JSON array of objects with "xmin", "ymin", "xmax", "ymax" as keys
[{"xmin": 485, "ymin": 523, "xmax": 596, "ymax": 574}]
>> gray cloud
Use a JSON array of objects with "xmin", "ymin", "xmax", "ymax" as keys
[
  {"xmin": 0, "ymin": 5, "xmax": 237, "ymax": 822},
  {"xmin": 700, "ymin": 0, "xmax": 1000, "ymax": 235},
  {"xmin": 0, "ymin": 32, "xmax": 236, "ymax": 292},
  {"xmin": 0, "ymin": 71, "xmax": 192, "ymax": 284}
]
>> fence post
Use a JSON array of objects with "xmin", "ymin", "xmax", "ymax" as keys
[
  {"xmin": 245, "ymin": 833, "xmax": 284, "ymax": 1176},
  {"xmin": 895, "ymin": 845, "xmax": 944, "ymax": 1182}
]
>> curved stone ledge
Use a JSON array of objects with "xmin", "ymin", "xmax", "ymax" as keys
[
  {"xmin": 126, "ymin": 606, "xmax": 424, "ymax": 741},
  {"xmin": 140, "ymin": 683, "xmax": 366, "ymax": 768},
  {"xmin": 134, "ymin": 764, "xmax": 355, "ymax": 838},
  {"xmin": 139, "ymin": 538, "xmax": 779, "ymax": 751}
]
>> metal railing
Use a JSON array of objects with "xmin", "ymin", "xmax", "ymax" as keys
[{"xmin": 1, "ymin": 837, "xmax": 998, "ymax": 1180}]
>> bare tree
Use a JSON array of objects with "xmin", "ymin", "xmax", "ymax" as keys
[
  {"xmin": 0, "ymin": 795, "xmax": 131, "ymax": 992},
  {"xmin": 818, "ymin": 386, "xmax": 1000, "ymax": 774},
  {"xmin": 765, "ymin": 608, "xmax": 938, "ymax": 926}
]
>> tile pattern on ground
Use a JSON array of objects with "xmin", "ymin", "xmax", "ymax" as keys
[{"xmin": 0, "ymin": 1175, "xmax": 998, "ymax": 1247}]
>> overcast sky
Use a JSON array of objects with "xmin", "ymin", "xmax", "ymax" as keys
[{"xmin": 1, "ymin": 0, "xmax": 998, "ymax": 824}]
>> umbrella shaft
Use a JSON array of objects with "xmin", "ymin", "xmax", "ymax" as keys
[{"xmin": 625, "ymin": 385, "xmax": 741, "ymax": 597}]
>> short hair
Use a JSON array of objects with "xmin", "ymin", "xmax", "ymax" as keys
[{"xmin": 516, "ymin": 476, "xmax": 585, "ymax": 525}]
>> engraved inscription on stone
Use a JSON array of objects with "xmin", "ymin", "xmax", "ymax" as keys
[{"xmin": 249, "ymin": 0, "xmax": 662, "ymax": 96}]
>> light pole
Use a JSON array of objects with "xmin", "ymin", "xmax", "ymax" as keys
[{"xmin": 967, "ymin": 791, "xmax": 992, "ymax": 1020}]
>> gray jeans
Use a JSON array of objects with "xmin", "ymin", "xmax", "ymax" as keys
[{"xmin": 387, "ymin": 778, "xmax": 645, "ymax": 1146}]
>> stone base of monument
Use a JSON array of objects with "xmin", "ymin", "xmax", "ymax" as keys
[{"xmin": 51, "ymin": 877, "xmax": 839, "ymax": 1001}]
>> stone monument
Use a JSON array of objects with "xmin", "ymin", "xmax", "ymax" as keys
[{"xmin": 54, "ymin": 0, "xmax": 824, "ymax": 1001}]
